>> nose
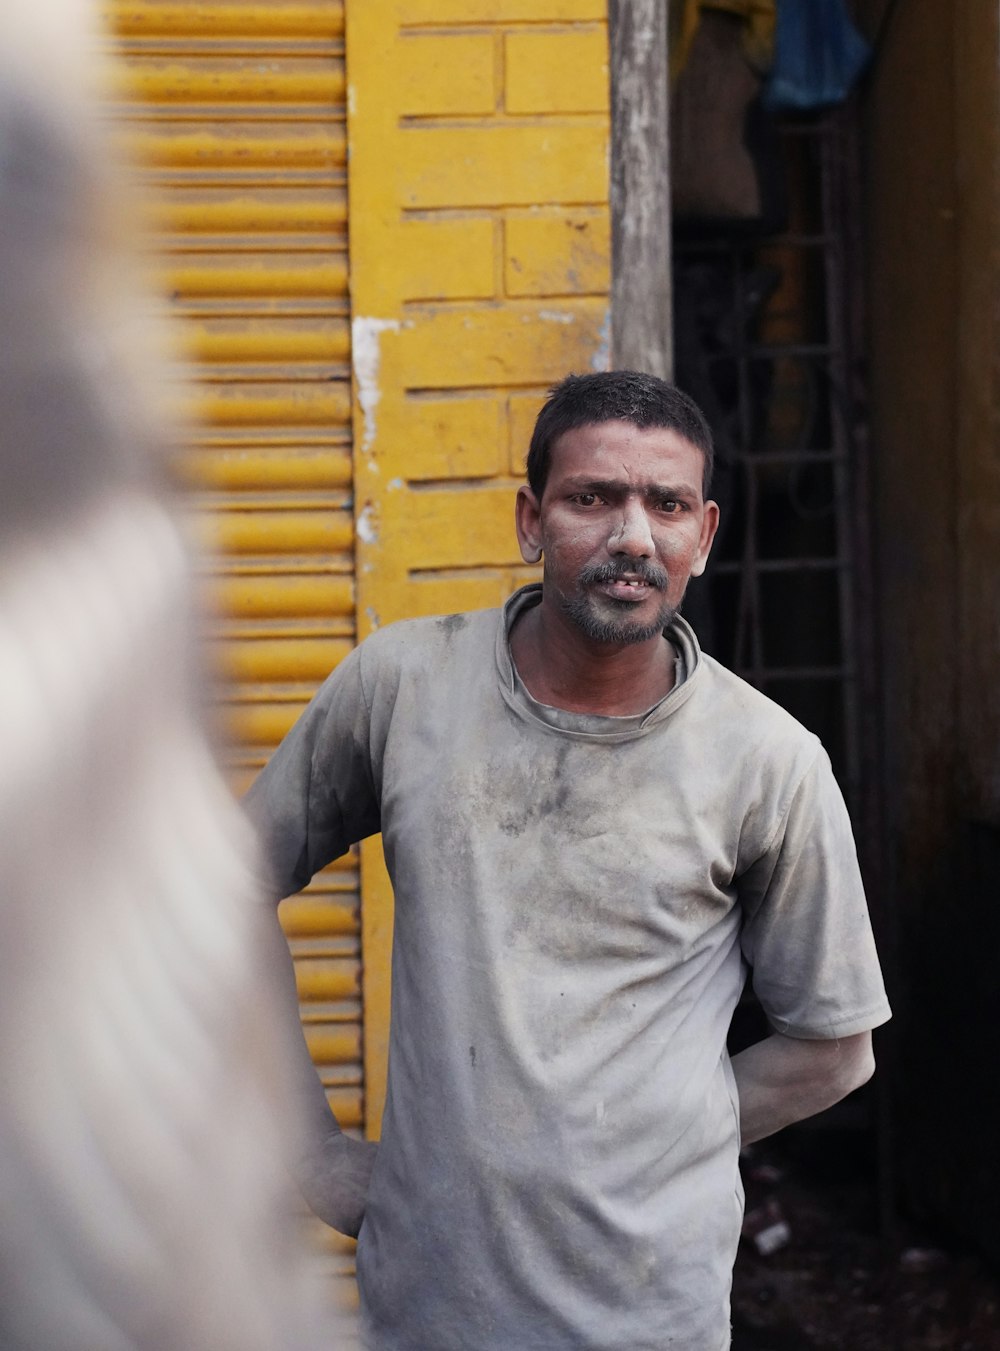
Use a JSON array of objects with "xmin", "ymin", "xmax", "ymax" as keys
[{"xmin": 608, "ymin": 499, "xmax": 654, "ymax": 558}]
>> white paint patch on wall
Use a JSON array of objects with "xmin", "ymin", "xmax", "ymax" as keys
[
  {"xmin": 356, "ymin": 503, "xmax": 378, "ymax": 544},
  {"xmin": 352, "ymin": 317, "xmax": 401, "ymax": 454}
]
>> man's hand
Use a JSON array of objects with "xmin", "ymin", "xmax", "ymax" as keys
[
  {"xmin": 253, "ymin": 902, "xmax": 379, "ymax": 1238},
  {"xmin": 731, "ymin": 1030, "xmax": 875, "ymax": 1146},
  {"xmin": 299, "ymin": 1133, "xmax": 379, "ymax": 1238}
]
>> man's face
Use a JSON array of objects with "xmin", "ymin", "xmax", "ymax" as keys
[{"xmin": 515, "ymin": 420, "xmax": 719, "ymax": 645}]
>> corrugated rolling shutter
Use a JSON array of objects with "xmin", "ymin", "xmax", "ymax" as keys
[{"xmin": 105, "ymin": 0, "xmax": 360, "ymax": 1294}]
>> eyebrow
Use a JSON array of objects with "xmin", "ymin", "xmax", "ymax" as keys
[{"xmin": 561, "ymin": 477, "xmax": 700, "ymax": 500}]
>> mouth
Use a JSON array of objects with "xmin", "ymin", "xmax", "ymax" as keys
[{"xmin": 597, "ymin": 577, "xmax": 654, "ymax": 603}]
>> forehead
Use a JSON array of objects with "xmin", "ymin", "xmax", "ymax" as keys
[{"xmin": 547, "ymin": 420, "xmax": 706, "ymax": 492}]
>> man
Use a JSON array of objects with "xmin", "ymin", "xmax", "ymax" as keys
[{"xmin": 246, "ymin": 371, "xmax": 891, "ymax": 1351}]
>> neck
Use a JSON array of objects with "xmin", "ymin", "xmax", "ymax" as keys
[{"xmin": 509, "ymin": 592, "xmax": 677, "ymax": 716}]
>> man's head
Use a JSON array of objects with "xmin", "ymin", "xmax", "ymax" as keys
[
  {"xmin": 526, "ymin": 370, "xmax": 715, "ymax": 503},
  {"xmin": 515, "ymin": 371, "xmax": 719, "ymax": 647}
]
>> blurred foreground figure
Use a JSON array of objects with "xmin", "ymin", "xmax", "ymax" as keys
[{"xmin": 0, "ymin": 5, "xmax": 337, "ymax": 1348}]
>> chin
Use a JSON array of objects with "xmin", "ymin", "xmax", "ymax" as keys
[{"xmin": 563, "ymin": 594, "xmax": 678, "ymax": 645}]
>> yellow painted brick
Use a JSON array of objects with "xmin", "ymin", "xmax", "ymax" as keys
[
  {"xmin": 386, "ymin": 571, "xmax": 515, "ymax": 623},
  {"xmin": 394, "ymin": 299, "xmax": 609, "ymax": 386},
  {"xmin": 399, "ymin": 217, "xmax": 495, "ymax": 301},
  {"xmin": 505, "ymin": 29, "xmax": 608, "ymax": 114},
  {"xmin": 383, "ymin": 484, "xmax": 522, "ymax": 569},
  {"xmin": 398, "ymin": 121, "xmax": 608, "ymax": 209},
  {"xmin": 505, "ymin": 210, "xmax": 610, "ymax": 296},
  {"xmin": 398, "ymin": 33, "xmax": 495, "ymax": 116},
  {"xmin": 400, "ymin": 1, "xmax": 606, "ymax": 22},
  {"xmin": 388, "ymin": 395, "xmax": 505, "ymax": 479},
  {"xmin": 508, "ymin": 390, "xmax": 547, "ymax": 476}
]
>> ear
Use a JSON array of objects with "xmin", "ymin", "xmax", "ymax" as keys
[
  {"xmin": 515, "ymin": 484, "xmax": 543, "ymax": 564},
  {"xmin": 689, "ymin": 499, "xmax": 720, "ymax": 578}
]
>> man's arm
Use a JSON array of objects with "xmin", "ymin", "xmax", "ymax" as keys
[
  {"xmin": 730, "ymin": 1029, "xmax": 875, "ymax": 1146},
  {"xmin": 735, "ymin": 746, "xmax": 890, "ymax": 1145},
  {"xmin": 257, "ymin": 903, "xmax": 377, "ymax": 1236},
  {"xmin": 243, "ymin": 646, "xmax": 383, "ymax": 1236}
]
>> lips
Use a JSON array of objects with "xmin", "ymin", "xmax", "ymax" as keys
[
  {"xmin": 599, "ymin": 577, "xmax": 653, "ymax": 602},
  {"xmin": 580, "ymin": 561, "xmax": 668, "ymax": 588}
]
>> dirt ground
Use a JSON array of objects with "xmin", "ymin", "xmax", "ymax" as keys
[{"xmin": 730, "ymin": 1133, "xmax": 1000, "ymax": 1350}]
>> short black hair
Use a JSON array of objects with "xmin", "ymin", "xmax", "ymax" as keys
[{"xmin": 526, "ymin": 370, "xmax": 714, "ymax": 500}]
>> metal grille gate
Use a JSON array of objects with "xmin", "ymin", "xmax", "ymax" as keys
[{"xmin": 677, "ymin": 112, "xmax": 874, "ymax": 840}]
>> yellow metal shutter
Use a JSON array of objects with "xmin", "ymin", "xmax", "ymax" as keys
[{"xmin": 106, "ymin": 0, "xmax": 360, "ymax": 1291}]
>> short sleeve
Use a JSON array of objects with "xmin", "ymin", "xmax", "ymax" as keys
[
  {"xmin": 737, "ymin": 747, "xmax": 891, "ymax": 1039},
  {"xmin": 243, "ymin": 643, "xmax": 382, "ymax": 900}
]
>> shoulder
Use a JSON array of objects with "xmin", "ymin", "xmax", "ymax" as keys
[
  {"xmin": 355, "ymin": 607, "xmax": 499, "ymax": 682},
  {"xmin": 694, "ymin": 652, "xmax": 821, "ymax": 765},
  {"xmin": 687, "ymin": 656, "xmax": 854, "ymax": 868},
  {"xmin": 685, "ymin": 654, "xmax": 829, "ymax": 852}
]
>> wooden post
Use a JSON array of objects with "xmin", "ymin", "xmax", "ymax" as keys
[{"xmin": 609, "ymin": 0, "xmax": 673, "ymax": 379}]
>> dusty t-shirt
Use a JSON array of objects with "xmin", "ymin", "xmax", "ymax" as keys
[{"xmin": 246, "ymin": 585, "xmax": 891, "ymax": 1351}]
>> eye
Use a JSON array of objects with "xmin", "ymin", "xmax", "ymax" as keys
[
  {"xmin": 571, "ymin": 492, "xmax": 602, "ymax": 507},
  {"xmin": 657, "ymin": 498, "xmax": 683, "ymax": 514}
]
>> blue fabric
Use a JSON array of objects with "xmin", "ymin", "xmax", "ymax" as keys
[{"xmin": 764, "ymin": 0, "xmax": 871, "ymax": 111}]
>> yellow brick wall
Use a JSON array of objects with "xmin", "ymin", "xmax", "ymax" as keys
[{"xmin": 344, "ymin": 0, "xmax": 610, "ymax": 1132}]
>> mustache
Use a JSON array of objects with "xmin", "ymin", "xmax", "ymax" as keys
[{"xmin": 578, "ymin": 560, "xmax": 669, "ymax": 589}]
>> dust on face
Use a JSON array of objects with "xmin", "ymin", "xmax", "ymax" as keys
[{"xmin": 515, "ymin": 420, "xmax": 719, "ymax": 647}]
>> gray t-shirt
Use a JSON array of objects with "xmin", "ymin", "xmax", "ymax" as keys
[{"xmin": 246, "ymin": 585, "xmax": 891, "ymax": 1351}]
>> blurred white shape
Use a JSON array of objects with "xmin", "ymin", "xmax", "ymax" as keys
[{"xmin": 0, "ymin": 4, "xmax": 344, "ymax": 1348}]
